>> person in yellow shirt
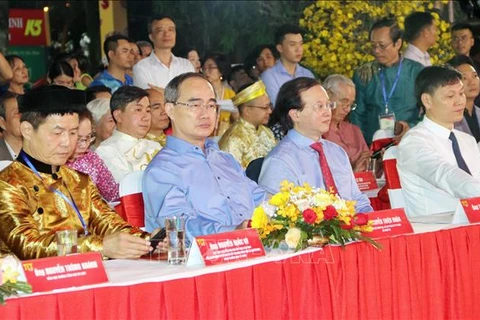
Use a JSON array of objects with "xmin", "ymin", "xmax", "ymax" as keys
[{"xmin": 219, "ymin": 81, "xmax": 276, "ymax": 168}]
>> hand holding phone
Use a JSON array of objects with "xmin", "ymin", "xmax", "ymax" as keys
[{"xmin": 149, "ymin": 228, "xmax": 166, "ymax": 253}]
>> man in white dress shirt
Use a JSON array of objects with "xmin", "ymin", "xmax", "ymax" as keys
[
  {"xmin": 96, "ymin": 86, "xmax": 161, "ymax": 183},
  {"xmin": 133, "ymin": 15, "xmax": 194, "ymax": 90},
  {"xmin": 403, "ymin": 11, "xmax": 437, "ymax": 67},
  {"xmin": 398, "ymin": 66, "xmax": 480, "ymax": 217}
]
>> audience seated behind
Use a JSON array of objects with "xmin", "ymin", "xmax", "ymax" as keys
[{"xmin": 95, "ymin": 86, "xmax": 161, "ymax": 183}]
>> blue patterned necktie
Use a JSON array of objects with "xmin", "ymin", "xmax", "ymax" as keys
[{"xmin": 449, "ymin": 132, "xmax": 471, "ymax": 175}]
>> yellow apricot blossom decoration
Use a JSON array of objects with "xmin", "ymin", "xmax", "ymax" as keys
[{"xmin": 300, "ymin": 0, "xmax": 453, "ymax": 78}]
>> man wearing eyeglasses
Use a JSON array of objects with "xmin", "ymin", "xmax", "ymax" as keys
[
  {"xmin": 451, "ymin": 22, "xmax": 475, "ymax": 58},
  {"xmin": 350, "ymin": 17, "xmax": 424, "ymax": 145},
  {"xmin": 142, "ymin": 73, "xmax": 266, "ymax": 243},
  {"xmin": 258, "ymin": 77, "xmax": 372, "ymax": 213},
  {"xmin": 322, "ymin": 74, "xmax": 371, "ymax": 172},
  {"xmin": 218, "ymin": 81, "xmax": 276, "ymax": 168}
]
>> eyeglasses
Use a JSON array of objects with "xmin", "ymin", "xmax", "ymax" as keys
[
  {"xmin": 174, "ymin": 101, "xmax": 219, "ymax": 113},
  {"xmin": 247, "ymin": 103, "xmax": 273, "ymax": 110},
  {"xmin": 202, "ymin": 65, "xmax": 218, "ymax": 72},
  {"xmin": 77, "ymin": 133, "xmax": 95, "ymax": 146},
  {"xmin": 452, "ymin": 35, "xmax": 472, "ymax": 43},
  {"xmin": 305, "ymin": 101, "xmax": 337, "ymax": 112},
  {"xmin": 370, "ymin": 42, "xmax": 393, "ymax": 51},
  {"xmin": 336, "ymin": 98, "xmax": 357, "ymax": 111}
]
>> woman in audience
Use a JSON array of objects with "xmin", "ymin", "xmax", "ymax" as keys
[
  {"xmin": 182, "ymin": 48, "xmax": 201, "ymax": 73},
  {"xmin": 74, "ymin": 53, "xmax": 93, "ymax": 90},
  {"xmin": 47, "ymin": 60, "xmax": 75, "ymax": 88},
  {"xmin": 66, "ymin": 108, "xmax": 119, "ymax": 202},
  {"xmin": 244, "ymin": 45, "xmax": 278, "ymax": 80},
  {"xmin": 5, "ymin": 55, "xmax": 29, "ymax": 94},
  {"xmin": 322, "ymin": 74, "xmax": 370, "ymax": 172},
  {"xmin": 202, "ymin": 52, "xmax": 236, "ymax": 136},
  {"xmin": 448, "ymin": 55, "xmax": 480, "ymax": 142},
  {"xmin": 86, "ymin": 98, "xmax": 115, "ymax": 149},
  {"xmin": 202, "ymin": 52, "xmax": 235, "ymax": 100}
]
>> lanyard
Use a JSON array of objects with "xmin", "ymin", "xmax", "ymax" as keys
[
  {"xmin": 380, "ymin": 57, "xmax": 403, "ymax": 114},
  {"xmin": 21, "ymin": 152, "xmax": 89, "ymax": 235}
]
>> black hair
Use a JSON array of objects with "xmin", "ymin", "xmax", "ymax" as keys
[
  {"xmin": 103, "ymin": 33, "xmax": 132, "ymax": 62},
  {"xmin": 451, "ymin": 22, "xmax": 474, "ymax": 34},
  {"xmin": 274, "ymin": 24, "xmax": 305, "ymax": 45},
  {"xmin": 404, "ymin": 12, "xmax": 434, "ymax": 42},
  {"xmin": 447, "ymin": 55, "xmax": 476, "ymax": 69},
  {"xmin": 148, "ymin": 14, "xmax": 175, "ymax": 34},
  {"xmin": 85, "ymin": 85, "xmax": 112, "ymax": 103},
  {"xmin": 164, "ymin": 72, "xmax": 210, "ymax": 103},
  {"xmin": 5, "ymin": 55, "xmax": 25, "ymax": 68},
  {"xmin": 47, "ymin": 60, "xmax": 74, "ymax": 82},
  {"xmin": 269, "ymin": 77, "xmax": 320, "ymax": 132},
  {"xmin": 415, "ymin": 66, "xmax": 462, "ymax": 112},
  {"xmin": 75, "ymin": 53, "xmax": 90, "ymax": 74},
  {"xmin": 110, "ymin": 86, "xmax": 149, "ymax": 120},
  {"xmin": 201, "ymin": 52, "xmax": 231, "ymax": 80},
  {"xmin": 229, "ymin": 64, "xmax": 247, "ymax": 82},
  {"xmin": 369, "ymin": 18, "xmax": 403, "ymax": 43}
]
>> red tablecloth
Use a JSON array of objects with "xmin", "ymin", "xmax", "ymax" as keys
[{"xmin": 3, "ymin": 224, "xmax": 480, "ymax": 319}]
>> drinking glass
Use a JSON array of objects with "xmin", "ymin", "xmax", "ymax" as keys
[
  {"xmin": 56, "ymin": 230, "xmax": 78, "ymax": 256},
  {"xmin": 165, "ymin": 216, "xmax": 186, "ymax": 265}
]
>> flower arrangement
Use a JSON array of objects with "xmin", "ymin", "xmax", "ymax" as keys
[
  {"xmin": 0, "ymin": 255, "xmax": 32, "ymax": 304},
  {"xmin": 300, "ymin": 0, "xmax": 453, "ymax": 78},
  {"xmin": 251, "ymin": 181, "xmax": 380, "ymax": 251}
]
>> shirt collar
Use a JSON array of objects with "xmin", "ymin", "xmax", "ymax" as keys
[
  {"xmin": 287, "ymin": 129, "xmax": 322, "ymax": 149},
  {"xmin": 149, "ymin": 52, "xmax": 178, "ymax": 67},
  {"xmin": 112, "ymin": 129, "xmax": 141, "ymax": 142},
  {"xmin": 165, "ymin": 135, "xmax": 219, "ymax": 155},
  {"xmin": 423, "ymin": 115, "xmax": 452, "ymax": 140},
  {"xmin": 101, "ymin": 70, "xmax": 132, "ymax": 85},
  {"xmin": 18, "ymin": 149, "xmax": 59, "ymax": 174},
  {"xmin": 274, "ymin": 60, "xmax": 299, "ymax": 76}
]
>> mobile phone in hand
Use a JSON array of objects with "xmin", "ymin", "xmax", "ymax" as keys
[{"xmin": 149, "ymin": 228, "xmax": 166, "ymax": 253}]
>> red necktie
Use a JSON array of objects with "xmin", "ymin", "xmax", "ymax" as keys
[{"xmin": 310, "ymin": 142, "xmax": 338, "ymax": 194}]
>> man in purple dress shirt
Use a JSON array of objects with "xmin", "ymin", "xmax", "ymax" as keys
[{"xmin": 258, "ymin": 77, "xmax": 373, "ymax": 213}]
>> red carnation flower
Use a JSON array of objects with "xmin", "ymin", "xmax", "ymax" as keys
[
  {"xmin": 324, "ymin": 205, "xmax": 338, "ymax": 220},
  {"xmin": 302, "ymin": 209, "xmax": 317, "ymax": 224},
  {"xmin": 354, "ymin": 213, "xmax": 369, "ymax": 226}
]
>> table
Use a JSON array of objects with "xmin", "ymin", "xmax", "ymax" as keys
[{"xmin": 2, "ymin": 223, "xmax": 480, "ymax": 319}]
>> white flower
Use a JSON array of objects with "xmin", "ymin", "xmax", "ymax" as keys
[
  {"xmin": 312, "ymin": 192, "xmax": 331, "ymax": 207},
  {"xmin": 285, "ymin": 228, "xmax": 302, "ymax": 249},
  {"xmin": 261, "ymin": 202, "xmax": 277, "ymax": 217},
  {"xmin": 293, "ymin": 198, "xmax": 310, "ymax": 212}
]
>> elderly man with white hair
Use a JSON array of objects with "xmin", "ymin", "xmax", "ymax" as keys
[
  {"xmin": 322, "ymin": 74, "xmax": 371, "ymax": 172},
  {"xmin": 86, "ymin": 98, "xmax": 116, "ymax": 149}
]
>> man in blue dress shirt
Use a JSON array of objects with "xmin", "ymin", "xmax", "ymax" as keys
[
  {"xmin": 142, "ymin": 73, "xmax": 266, "ymax": 242},
  {"xmin": 260, "ymin": 24, "xmax": 315, "ymax": 106},
  {"xmin": 258, "ymin": 77, "xmax": 373, "ymax": 213}
]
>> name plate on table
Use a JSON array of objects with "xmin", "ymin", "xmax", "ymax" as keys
[
  {"xmin": 354, "ymin": 172, "xmax": 378, "ymax": 191},
  {"xmin": 363, "ymin": 208, "xmax": 413, "ymax": 239},
  {"xmin": 455, "ymin": 197, "xmax": 480, "ymax": 224},
  {"xmin": 22, "ymin": 252, "xmax": 108, "ymax": 293},
  {"xmin": 186, "ymin": 229, "xmax": 265, "ymax": 267}
]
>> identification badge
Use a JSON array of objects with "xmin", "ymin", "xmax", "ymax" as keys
[{"xmin": 378, "ymin": 112, "xmax": 396, "ymax": 135}]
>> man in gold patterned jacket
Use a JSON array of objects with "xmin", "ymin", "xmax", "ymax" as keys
[
  {"xmin": 218, "ymin": 81, "xmax": 276, "ymax": 168},
  {"xmin": 0, "ymin": 85, "xmax": 158, "ymax": 260}
]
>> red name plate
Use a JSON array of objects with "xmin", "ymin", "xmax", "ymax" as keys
[
  {"xmin": 460, "ymin": 197, "xmax": 480, "ymax": 223},
  {"xmin": 22, "ymin": 252, "xmax": 108, "ymax": 293},
  {"xmin": 363, "ymin": 208, "xmax": 413, "ymax": 239},
  {"xmin": 354, "ymin": 171, "xmax": 378, "ymax": 191},
  {"xmin": 186, "ymin": 228, "xmax": 265, "ymax": 267}
]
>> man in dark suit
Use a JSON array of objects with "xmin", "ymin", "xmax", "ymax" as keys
[{"xmin": 0, "ymin": 91, "xmax": 22, "ymax": 161}]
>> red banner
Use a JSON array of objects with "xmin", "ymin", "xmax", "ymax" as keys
[
  {"xmin": 364, "ymin": 208, "xmax": 413, "ymax": 239},
  {"xmin": 460, "ymin": 197, "xmax": 480, "ymax": 223},
  {"xmin": 187, "ymin": 229, "xmax": 265, "ymax": 266},
  {"xmin": 22, "ymin": 252, "xmax": 108, "ymax": 293},
  {"xmin": 9, "ymin": 9, "xmax": 50, "ymax": 46}
]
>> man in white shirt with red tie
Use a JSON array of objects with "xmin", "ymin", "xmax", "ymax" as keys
[{"xmin": 398, "ymin": 66, "xmax": 480, "ymax": 217}]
